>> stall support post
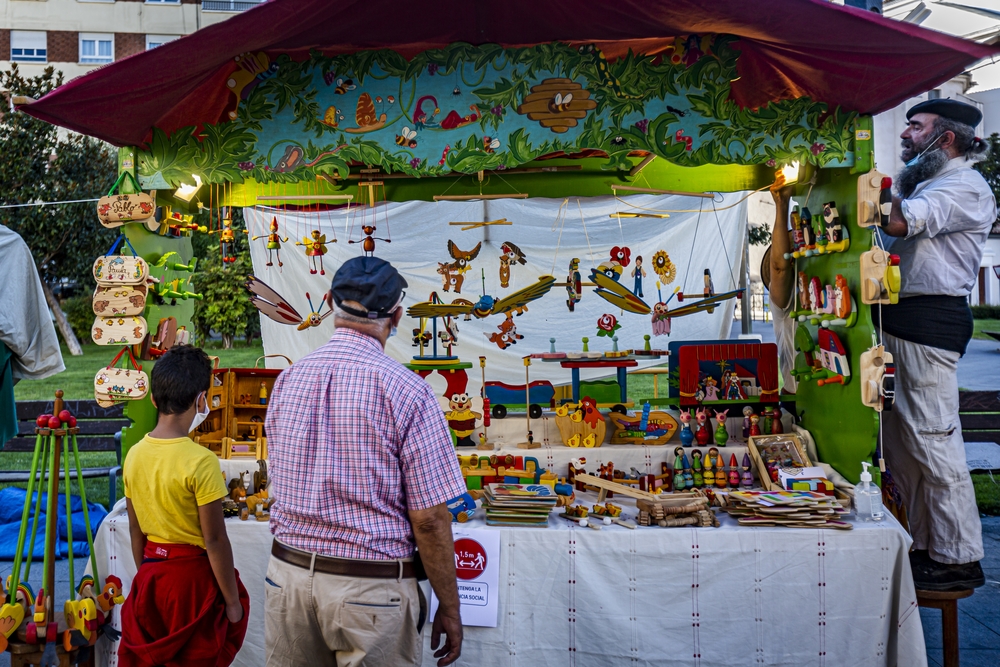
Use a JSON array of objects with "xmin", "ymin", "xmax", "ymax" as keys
[
  {"xmin": 741, "ymin": 223, "xmax": 752, "ymax": 335},
  {"xmin": 44, "ymin": 391, "xmax": 64, "ymax": 623}
]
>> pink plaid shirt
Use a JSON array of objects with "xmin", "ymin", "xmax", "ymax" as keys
[{"xmin": 265, "ymin": 328, "xmax": 466, "ymax": 560}]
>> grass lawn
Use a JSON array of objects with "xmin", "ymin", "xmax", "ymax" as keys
[
  {"xmin": 973, "ymin": 473, "xmax": 1000, "ymax": 516},
  {"xmin": 14, "ymin": 342, "xmax": 266, "ymax": 401},
  {"xmin": 0, "ymin": 451, "xmax": 122, "ymax": 510},
  {"xmin": 973, "ymin": 319, "xmax": 1000, "ymax": 341}
]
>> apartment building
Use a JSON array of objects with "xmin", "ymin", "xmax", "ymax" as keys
[{"xmin": 0, "ymin": 0, "xmax": 259, "ymax": 81}]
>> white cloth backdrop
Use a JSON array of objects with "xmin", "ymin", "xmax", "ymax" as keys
[
  {"xmin": 92, "ymin": 493, "xmax": 926, "ymax": 667},
  {"xmin": 244, "ymin": 194, "xmax": 747, "ymax": 393}
]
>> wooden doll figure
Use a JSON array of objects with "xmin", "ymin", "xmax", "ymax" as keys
[
  {"xmin": 673, "ymin": 454, "xmax": 686, "ymax": 491},
  {"xmin": 728, "ymin": 453, "xmax": 741, "ymax": 488},
  {"xmin": 216, "ymin": 218, "xmax": 237, "ymax": 264},
  {"xmin": 741, "ymin": 453, "xmax": 754, "ymax": 488},
  {"xmin": 631, "ymin": 256, "xmax": 646, "ymax": 297},
  {"xmin": 297, "ymin": 230, "xmax": 330, "ymax": 275},
  {"xmin": 800, "ymin": 207, "xmax": 815, "ymax": 249},
  {"xmin": 691, "ymin": 450, "xmax": 704, "ymax": 487},
  {"xmin": 679, "ymin": 409, "xmax": 694, "ymax": 447},
  {"xmin": 252, "ymin": 217, "xmax": 289, "ymax": 268},
  {"xmin": 749, "ymin": 412, "xmax": 761, "ymax": 437},
  {"xmin": 703, "ymin": 375, "xmax": 720, "ymax": 401},
  {"xmin": 259, "ymin": 382, "xmax": 268, "ymax": 405},
  {"xmin": 714, "ymin": 452, "xmax": 727, "ymax": 489},
  {"xmin": 703, "ymin": 448, "xmax": 717, "ymax": 487},
  {"xmin": 742, "ymin": 406, "xmax": 754, "ymax": 440},
  {"xmin": 349, "ymin": 225, "xmax": 390, "ymax": 257},
  {"xmin": 713, "ymin": 409, "xmax": 729, "ymax": 446},
  {"xmin": 770, "ymin": 406, "xmax": 784, "ymax": 434},
  {"xmin": 762, "ymin": 408, "xmax": 773, "ymax": 435},
  {"xmin": 694, "ymin": 408, "xmax": 710, "ymax": 446},
  {"xmin": 723, "ymin": 371, "xmax": 745, "ymax": 401}
]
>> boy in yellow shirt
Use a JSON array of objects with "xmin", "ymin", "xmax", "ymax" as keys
[{"xmin": 119, "ymin": 345, "xmax": 248, "ymax": 667}]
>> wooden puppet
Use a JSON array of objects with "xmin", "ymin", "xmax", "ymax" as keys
[
  {"xmin": 251, "ymin": 216, "xmax": 289, "ymax": 267},
  {"xmin": 211, "ymin": 217, "xmax": 238, "ymax": 264},
  {"xmin": 297, "ymin": 230, "xmax": 331, "ymax": 275},
  {"xmin": 630, "ymin": 255, "xmax": 646, "ymax": 297},
  {"xmin": 348, "ymin": 225, "xmax": 390, "ymax": 257},
  {"xmin": 713, "ymin": 409, "xmax": 729, "ymax": 446},
  {"xmin": 486, "ymin": 314, "xmax": 523, "ymax": 350},
  {"xmin": 565, "ymin": 257, "xmax": 583, "ymax": 311},
  {"xmin": 499, "ymin": 241, "xmax": 527, "ymax": 288},
  {"xmin": 723, "ymin": 371, "xmax": 746, "ymax": 400},
  {"xmin": 245, "ymin": 276, "xmax": 333, "ymax": 330}
]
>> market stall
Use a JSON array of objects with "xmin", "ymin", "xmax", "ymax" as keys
[{"xmin": 5, "ymin": 1, "xmax": 998, "ymax": 666}]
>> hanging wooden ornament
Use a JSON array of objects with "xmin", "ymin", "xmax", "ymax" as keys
[
  {"xmin": 498, "ymin": 241, "xmax": 526, "ymax": 288},
  {"xmin": 245, "ymin": 275, "xmax": 333, "ymax": 330}
]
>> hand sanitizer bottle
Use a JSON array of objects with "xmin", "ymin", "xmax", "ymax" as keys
[{"xmin": 854, "ymin": 461, "xmax": 884, "ymax": 522}]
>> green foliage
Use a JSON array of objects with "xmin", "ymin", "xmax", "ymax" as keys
[
  {"xmin": 0, "ymin": 65, "xmax": 118, "ymax": 288},
  {"xmin": 191, "ymin": 210, "xmax": 257, "ymax": 349},
  {"xmin": 62, "ymin": 295, "xmax": 95, "ymax": 343},
  {"xmin": 971, "ymin": 474, "xmax": 1000, "ymax": 516},
  {"xmin": 971, "ymin": 305, "xmax": 1000, "ymax": 320},
  {"xmin": 974, "ymin": 133, "xmax": 1000, "ymax": 233},
  {"xmin": 749, "ymin": 225, "xmax": 772, "ymax": 247}
]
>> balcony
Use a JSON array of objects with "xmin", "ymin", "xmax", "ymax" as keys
[{"xmin": 202, "ymin": 0, "xmax": 264, "ymax": 12}]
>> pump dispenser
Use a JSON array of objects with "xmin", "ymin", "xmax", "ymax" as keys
[{"xmin": 854, "ymin": 461, "xmax": 884, "ymax": 522}]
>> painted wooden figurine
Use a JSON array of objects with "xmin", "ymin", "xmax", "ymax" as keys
[
  {"xmin": 216, "ymin": 217, "xmax": 237, "ymax": 264},
  {"xmin": 630, "ymin": 255, "xmax": 646, "ymax": 297},
  {"xmin": 673, "ymin": 453, "xmax": 686, "ymax": 490},
  {"xmin": 770, "ymin": 406, "xmax": 784, "ymax": 434},
  {"xmin": 679, "ymin": 409, "xmax": 694, "ymax": 447},
  {"xmin": 694, "ymin": 408, "xmax": 710, "ymax": 445},
  {"xmin": 728, "ymin": 453, "xmax": 741, "ymax": 488},
  {"xmin": 566, "ymin": 258, "xmax": 583, "ymax": 311},
  {"xmin": 691, "ymin": 449, "xmax": 704, "ymax": 487},
  {"xmin": 741, "ymin": 453, "xmax": 754, "ymax": 488},
  {"xmin": 823, "ymin": 201, "xmax": 842, "ymax": 244},
  {"xmin": 723, "ymin": 370, "xmax": 745, "ymax": 400},
  {"xmin": 749, "ymin": 412, "xmax": 762, "ymax": 437},
  {"xmin": 349, "ymin": 225, "xmax": 390, "ymax": 257},
  {"xmin": 714, "ymin": 450, "xmax": 728, "ymax": 489},
  {"xmin": 259, "ymin": 382, "xmax": 267, "ymax": 405},
  {"xmin": 704, "ymin": 447, "xmax": 718, "ymax": 487},
  {"xmin": 297, "ymin": 230, "xmax": 330, "ymax": 275},
  {"xmin": 703, "ymin": 375, "xmax": 720, "ymax": 401},
  {"xmin": 713, "ymin": 409, "xmax": 729, "ymax": 446},
  {"xmin": 742, "ymin": 406, "xmax": 755, "ymax": 440},
  {"xmin": 499, "ymin": 241, "xmax": 527, "ymax": 288},
  {"xmin": 251, "ymin": 217, "xmax": 289, "ymax": 267},
  {"xmin": 486, "ymin": 314, "xmax": 523, "ymax": 349}
]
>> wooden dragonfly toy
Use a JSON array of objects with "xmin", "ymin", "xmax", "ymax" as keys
[
  {"xmin": 245, "ymin": 275, "xmax": 333, "ymax": 331},
  {"xmin": 407, "ymin": 273, "xmax": 556, "ymax": 321}
]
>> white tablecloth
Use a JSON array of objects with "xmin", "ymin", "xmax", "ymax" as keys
[{"xmin": 92, "ymin": 493, "xmax": 926, "ymax": 667}]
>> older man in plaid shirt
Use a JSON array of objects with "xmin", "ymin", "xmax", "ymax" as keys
[{"xmin": 264, "ymin": 257, "xmax": 466, "ymax": 667}]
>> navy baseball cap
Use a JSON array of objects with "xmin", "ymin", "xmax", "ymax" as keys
[
  {"xmin": 330, "ymin": 257, "xmax": 407, "ymax": 319},
  {"xmin": 907, "ymin": 98, "xmax": 982, "ymax": 127}
]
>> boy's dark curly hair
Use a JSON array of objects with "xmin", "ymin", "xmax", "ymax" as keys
[{"xmin": 150, "ymin": 345, "xmax": 213, "ymax": 415}]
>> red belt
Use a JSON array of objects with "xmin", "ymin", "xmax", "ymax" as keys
[{"xmin": 271, "ymin": 541, "xmax": 417, "ymax": 579}]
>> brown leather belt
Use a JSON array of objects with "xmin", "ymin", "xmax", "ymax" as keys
[{"xmin": 271, "ymin": 540, "xmax": 417, "ymax": 579}]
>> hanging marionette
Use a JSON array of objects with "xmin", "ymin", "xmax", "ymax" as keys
[
  {"xmin": 348, "ymin": 177, "xmax": 392, "ymax": 257},
  {"xmin": 211, "ymin": 215, "xmax": 238, "ymax": 264},
  {"xmin": 498, "ymin": 241, "xmax": 527, "ymax": 288},
  {"xmin": 297, "ymin": 230, "xmax": 331, "ymax": 275},
  {"xmin": 252, "ymin": 217, "xmax": 290, "ymax": 268}
]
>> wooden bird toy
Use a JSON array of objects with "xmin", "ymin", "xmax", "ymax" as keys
[
  {"xmin": 296, "ymin": 229, "xmax": 331, "ymax": 274},
  {"xmin": 245, "ymin": 276, "xmax": 332, "ymax": 331},
  {"xmin": 499, "ymin": 241, "xmax": 527, "ymax": 288},
  {"xmin": 407, "ymin": 275, "xmax": 556, "ymax": 321},
  {"xmin": 447, "ymin": 240, "xmax": 482, "ymax": 273},
  {"xmin": 589, "ymin": 268, "xmax": 650, "ymax": 314}
]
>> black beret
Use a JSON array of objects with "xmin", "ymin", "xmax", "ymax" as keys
[
  {"xmin": 906, "ymin": 98, "xmax": 982, "ymax": 127},
  {"xmin": 330, "ymin": 256, "xmax": 407, "ymax": 319}
]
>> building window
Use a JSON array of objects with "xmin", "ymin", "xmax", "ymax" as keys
[
  {"xmin": 928, "ymin": 89, "xmax": 941, "ymax": 100},
  {"xmin": 10, "ymin": 31, "xmax": 47, "ymax": 63},
  {"xmin": 203, "ymin": 0, "xmax": 264, "ymax": 11},
  {"xmin": 146, "ymin": 35, "xmax": 179, "ymax": 50},
  {"xmin": 145, "ymin": 0, "xmax": 181, "ymax": 4},
  {"xmin": 80, "ymin": 33, "xmax": 114, "ymax": 64}
]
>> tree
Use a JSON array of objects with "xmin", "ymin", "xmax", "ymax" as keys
[
  {"xmin": 191, "ymin": 209, "xmax": 258, "ymax": 349},
  {"xmin": 0, "ymin": 65, "xmax": 118, "ymax": 355},
  {"xmin": 973, "ymin": 133, "xmax": 1000, "ymax": 235}
]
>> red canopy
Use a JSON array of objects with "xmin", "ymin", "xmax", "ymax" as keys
[{"xmin": 21, "ymin": 0, "xmax": 999, "ymax": 147}]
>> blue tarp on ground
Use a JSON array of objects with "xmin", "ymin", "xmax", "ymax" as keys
[{"xmin": 0, "ymin": 487, "xmax": 107, "ymax": 559}]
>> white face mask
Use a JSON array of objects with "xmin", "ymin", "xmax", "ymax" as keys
[
  {"xmin": 189, "ymin": 392, "xmax": 210, "ymax": 433},
  {"xmin": 904, "ymin": 133, "xmax": 943, "ymax": 168}
]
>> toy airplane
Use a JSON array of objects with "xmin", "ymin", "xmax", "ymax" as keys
[
  {"xmin": 245, "ymin": 275, "xmax": 333, "ymax": 330},
  {"xmin": 407, "ymin": 275, "xmax": 556, "ymax": 320},
  {"xmin": 589, "ymin": 269, "xmax": 650, "ymax": 314}
]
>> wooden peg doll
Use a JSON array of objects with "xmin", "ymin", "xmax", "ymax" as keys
[
  {"xmin": 742, "ymin": 406, "xmax": 754, "ymax": 440},
  {"xmin": 749, "ymin": 412, "xmax": 761, "ymax": 437},
  {"xmin": 673, "ymin": 454, "xmax": 686, "ymax": 491},
  {"xmin": 679, "ymin": 409, "xmax": 694, "ymax": 447},
  {"xmin": 714, "ymin": 452, "xmax": 727, "ymax": 489},
  {"xmin": 691, "ymin": 449, "xmax": 704, "ymax": 487},
  {"xmin": 728, "ymin": 453, "xmax": 741, "ymax": 488},
  {"xmin": 770, "ymin": 406, "xmax": 784, "ymax": 434},
  {"xmin": 713, "ymin": 409, "xmax": 729, "ymax": 446},
  {"xmin": 694, "ymin": 408, "xmax": 710, "ymax": 446},
  {"xmin": 682, "ymin": 453, "xmax": 694, "ymax": 489},
  {"xmin": 704, "ymin": 447, "xmax": 719, "ymax": 487},
  {"xmin": 259, "ymin": 382, "xmax": 268, "ymax": 405},
  {"xmin": 741, "ymin": 453, "xmax": 754, "ymax": 488}
]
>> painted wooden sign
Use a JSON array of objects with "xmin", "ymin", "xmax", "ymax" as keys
[
  {"xmin": 94, "ymin": 364, "xmax": 149, "ymax": 404},
  {"xmin": 92, "ymin": 285, "xmax": 147, "ymax": 317},
  {"xmin": 92, "ymin": 315, "xmax": 148, "ymax": 346},
  {"xmin": 97, "ymin": 193, "xmax": 155, "ymax": 228},
  {"xmin": 137, "ymin": 37, "xmax": 857, "ymax": 187},
  {"xmin": 93, "ymin": 255, "xmax": 148, "ymax": 286}
]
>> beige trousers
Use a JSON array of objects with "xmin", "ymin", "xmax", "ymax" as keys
[
  {"xmin": 264, "ymin": 552, "xmax": 425, "ymax": 667},
  {"xmin": 882, "ymin": 333, "xmax": 984, "ymax": 564}
]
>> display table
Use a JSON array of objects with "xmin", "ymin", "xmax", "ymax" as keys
[{"xmin": 92, "ymin": 494, "xmax": 926, "ymax": 667}]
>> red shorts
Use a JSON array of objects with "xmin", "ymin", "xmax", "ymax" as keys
[{"xmin": 118, "ymin": 542, "xmax": 250, "ymax": 667}]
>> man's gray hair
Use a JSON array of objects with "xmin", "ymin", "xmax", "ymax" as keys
[
  {"xmin": 333, "ymin": 300, "xmax": 391, "ymax": 330},
  {"xmin": 934, "ymin": 116, "xmax": 989, "ymax": 161}
]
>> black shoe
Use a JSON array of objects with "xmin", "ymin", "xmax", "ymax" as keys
[
  {"xmin": 909, "ymin": 549, "xmax": 930, "ymax": 569},
  {"xmin": 912, "ymin": 558, "xmax": 986, "ymax": 591}
]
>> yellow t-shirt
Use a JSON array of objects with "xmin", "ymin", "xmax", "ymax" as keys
[{"xmin": 123, "ymin": 435, "xmax": 228, "ymax": 549}]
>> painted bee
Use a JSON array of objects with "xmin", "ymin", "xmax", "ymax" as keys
[
  {"xmin": 548, "ymin": 92, "xmax": 573, "ymax": 113},
  {"xmin": 482, "ymin": 136, "xmax": 500, "ymax": 153},
  {"xmin": 395, "ymin": 127, "xmax": 418, "ymax": 149},
  {"xmin": 334, "ymin": 78, "xmax": 356, "ymax": 95}
]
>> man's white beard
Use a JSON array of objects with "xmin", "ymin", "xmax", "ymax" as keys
[{"xmin": 896, "ymin": 146, "xmax": 950, "ymax": 199}]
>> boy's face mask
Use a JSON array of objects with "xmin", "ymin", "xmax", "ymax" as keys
[{"xmin": 189, "ymin": 392, "xmax": 210, "ymax": 432}]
